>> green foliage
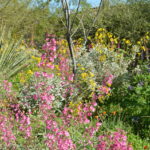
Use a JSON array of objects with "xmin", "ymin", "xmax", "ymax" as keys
[
  {"xmin": 112, "ymin": 68, "xmax": 150, "ymax": 117},
  {"xmin": 128, "ymin": 133, "xmax": 150, "ymax": 150},
  {"xmin": 1, "ymin": 0, "xmax": 150, "ymax": 46},
  {"xmin": 73, "ymin": 0, "xmax": 150, "ymax": 43},
  {"xmin": 0, "ymin": 0, "xmax": 56, "ymax": 47},
  {"xmin": 104, "ymin": 63, "xmax": 150, "ymax": 139},
  {"xmin": 97, "ymin": 0, "xmax": 150, "ymax": 42},
  {"xmin": 0, "ymin": 28, "xmax": 30, "ymax": 80}
]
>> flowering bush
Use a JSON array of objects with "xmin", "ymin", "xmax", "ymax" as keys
[
  {"xmin": 0, "ymin": 29, "xmax": 148, "ymax": 149},
  {"xmin": 97, "ymin": 130, "xmax": 132, "ymax": 150}
]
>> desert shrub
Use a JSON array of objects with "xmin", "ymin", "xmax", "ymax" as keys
[{"xmin": 102, "ymin": 63, "xmax": 150, "ymax": 139}]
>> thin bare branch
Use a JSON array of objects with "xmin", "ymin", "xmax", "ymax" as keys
[
  {"xmin": 70, "ymin": 0, "xmax": 81, "ymax": 32},
  {"xmin": 60, "ymin": 18, "xmax": 68, "ymax": 29},
  {"xmin": 71, "ymin": 14, "xmax": 84, "ymax": 37},
  {"xmin": 61, "ymin": 0, "xmax": 67, "ymax": 26},
  {"xmin": 80, "ymin": 17, "xmax": 87, "ymax": 43},
  {"xmin": 64, "ymin": 0, "xmax": 71, "ymax": 31},
  {"xmin": 61, "ymin": 0, "xmax": 77, "ymax": 75}
]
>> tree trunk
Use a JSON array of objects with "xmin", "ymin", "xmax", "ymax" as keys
[{"xmin": 67, "ymin": 34, "xmax": 77, "ymax": 76}]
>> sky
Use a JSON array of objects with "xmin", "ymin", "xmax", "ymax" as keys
[
  {"xmin": 49, "ymin": 0, "xmax": 101, "ymax": 9},
  {"xmin": 87, "ymin": 0, "xmax": 101, "ymax": 7}
]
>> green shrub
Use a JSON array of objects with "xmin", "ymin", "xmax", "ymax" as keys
[{"xmin": 103, "ymin": 63, "xmax": 150, "ymax": 139}]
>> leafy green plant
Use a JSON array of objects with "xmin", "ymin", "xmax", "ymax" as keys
[
  {"xmin": 0, "ymin": 28, "xmax": 30, "ymax": 81},
  {"xmin": 128, "ymin": 133, "xmax": 150, "ymax": 150},
  {"xmin": 103, "ymin": 63, "xmax": 150, "ymax": 139}
]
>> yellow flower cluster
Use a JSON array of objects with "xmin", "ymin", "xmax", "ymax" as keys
[
  {"xmin": 79, "ymin": 69, "xmax": 96, "ymax": 91},
  {"xmin": 55, "ymin": 65, "xmax": 60, "ymax": 71},
  {"xmin": 73, "ymin": 38, "xmax": 84, "ymax": 52},
  {"xmin": 78, "ymin": 64, "xmax": 95, "ymax": 80},
  {"xmin": 27, "ymin": 70, "xmax": 33, "ymax": 75},
  {"xmin": 89, "ymin": 72, "xmax": 95, "ymax": 77},
  {"xmin": 69, "ymin": 101, "xmax": 82, "ymax": 116},
  {"xmin": 18, "ymin": 72, "xmax": 26, "ymax": 83},
  {"xmin": 61, "ymin": 39, "xmax": 68, "ymax": 47},
  {"xmin": 81, "ymin": 72, "xmax": 88, "ymax": 79},
  {"xmin": 18, "ymin": 69, "xmax": 34, "ymax": 84},
  {"xmin": 98, "ymin": 95, "xmax": 105, "ymax": 102},
  {"xmin": 136, "ymin": 32, "xmax": 149, "ymax": 51},
  {"xmin": 123, "ymin": 39, "xmax": 131, "ymax": 45},
  {"xmin": 57, "ymin": 39, "xmax": 70, "ymax": 56},
  {"xmin": 141, "ymin": 46, "xmax": 146, "ymax": 51},
  {"xmin": 81, "ymin": 71, "xmax": 95, "ymax": 80},
  {"xmin": 31, "ymin": 56, "xmax": 41, "ymax": 63},
  {"xmin": 95, "ymin": 28, "xmax": 118, "ymax": 49},
  {"xmin": 89, "ymin": 79, "xmax": 97, "ymax": 91},
  {"xmin": 99, "ymin": 55, "xmax": 107, "ymax": 62},
  {"xmin": 54, "ymin": 65, "xmax": 61, "ymax": 76},
  {"xmin": 61, "ymin": 49, "xmax": 67, "ymax": 54}
]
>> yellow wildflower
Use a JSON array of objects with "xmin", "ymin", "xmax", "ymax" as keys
[
  {"xmin": 31, "ymin": 56, "xmax": 35, "ymax": 59},
  {"xmin": 141, "ymin": 46, "xmax": 146, "ymax": 51},
  {"xmin": 89, "ymin": 80, "xmax": 96, "ymax": 90},
  {"xmin": 95, "ymin": 116, "xmax": 99, "ymax": 119},
  {"xmin": 137, "ymin": 41, "xmax": 141, "ymax": 45},
  {"xmin": 107, "ymin": 32, "xmax": 113, "ymax": 38},
  {"xmin": 98, "ymin": 95, "xmax": 105, "ymax": 102},
  {"xmin": 81, "ymin": 67, "xmax": 85, "ymax": 71},
  {"xmin": 81, "ymin": 73, "xmax": 88, "ymax": 79},
  {"xmin": 89, "ymin": 72, "xmax": 95, "ymax": 78},
  {"xmin": 107, "ymin": 83, "xmax": 111, "ymax": 87},
  {"xmin": 62, "ymin": 49, "xmax": 66, "ymax": 54},
  {"xmin": 125, "ymin": 40, "xmax": 131, "ymax": 45},
  {"xmin": 99, "ymin": 55, "xmax": 106, "ymax": 62},
  {"xmin": 87, "ymin": 36, "xmax": 91, "ymax": 40},
  {"xmin": 27, "ymin": 70, "xmax": 33, "ymax": 75},
  {"xmin": 110, "ymin": 38, "xmax": 114, "ymax": 42},
  {"xmin": 103, "ymin": 111, "xmax": 106, "ymax": 115},
  {"xmin": 114, "ymin": 38, "xmax": 118, "ymax": 44},
  {"xmin": 69, "ymin": 101, "xmax": 74, "ymax": 107},
  {"xmin": 20, "ymin": 78, "xmax": 26, "ymax": 83},
  {"xmin": 98, "ymin": 33, "xmax": 103, "ymax": 38},
  {"xmin": 57, "ymin": 73, "xmax": 61, "ymax": 76},
  {"xmin": 99, "ymin": 39, "xmax": 104, "ymax": 43},
  {"xmin": 98, "ymin": 28, "xmax": 104, "ymax": 32},
  {"xmin": 95, "ymin": 32, "xmax": 99, "ymax": 37},
  {"xmin": 55, "ymin": 65, "xmax": 60, "ymax": 70},
  {"xmin": 36, "ymin": 57, "xmax": 41, "ymax": 63},
  {"xmin": 146, "ymin": 35, "xmax": 149, "ymax": 40}
]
